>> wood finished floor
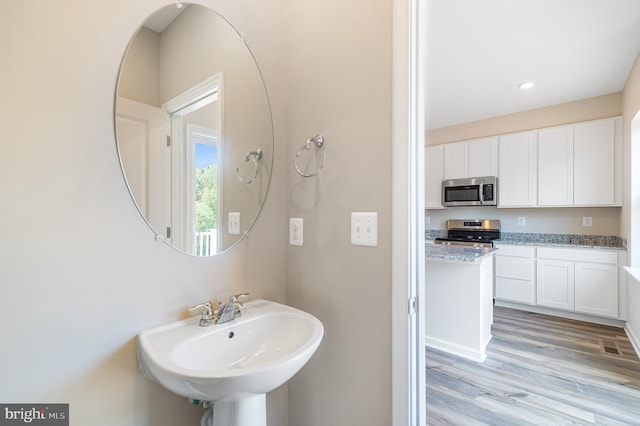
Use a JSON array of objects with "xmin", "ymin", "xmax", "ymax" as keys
[{"xmin": 427, "ymin": 307, "xmax": 640, "ymax": 425}]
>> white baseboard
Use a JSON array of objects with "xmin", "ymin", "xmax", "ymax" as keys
[
  {"xmin": 426, "ymin": 335, "xmax": 488, "ymax": 363},
  {"xmin": 624, "ymin": 322, "xmax": 640, "ymax": 358},
  {"xmin": 494, "ymin": 300, "xmax": 625, "ymax": 328}
]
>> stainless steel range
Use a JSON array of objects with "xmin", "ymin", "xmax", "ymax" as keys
[{"xmin": 434, "ymin": 219, "xmax": 501, "ymax": 248}]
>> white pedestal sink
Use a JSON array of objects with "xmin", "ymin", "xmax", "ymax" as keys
[{"xmin": 137, "ymin": 299, "xmax": 324, "ymax": 426}]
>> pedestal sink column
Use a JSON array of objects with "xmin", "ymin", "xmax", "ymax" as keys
[{"xmin": 205, "ymin": 394, "xmax": 266, "ymax": 426}]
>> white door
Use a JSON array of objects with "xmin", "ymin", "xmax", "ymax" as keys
[
  {"xmin": 443, "ymin": 141, "xmax": 468, "ymax": 179},
  {"xmin": 538, "ymin": 125, "xmax": 573, "ymax": 206},
  {"xmin": 425, "ymin": 145, "xmax": 444, "ymax": 208},
  {"xmin": 574, "ymin": 262, "xmax": 618, "ymax": 317},
  {"xmin": 574, "ymin": 118, "xmax": 615, "ymax": 205},
  {"xmin": 115, "ymin": 97, "xmax": 171, "ymax": 238},
  {"xmin": 536, "ymin": 259, "xmax": 575, "ymax": 310},
  {"xmin": 468, "ymin": 137, "xmax": 498, "ymax": 178},
  {"xmin": 498, "ymin": 131, "xmax": 537, "ymax": 207}
]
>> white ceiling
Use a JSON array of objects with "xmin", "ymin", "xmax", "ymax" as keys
[{"xmin": 426, "ymin": 0, "xmax": 640, "ymax": 129}]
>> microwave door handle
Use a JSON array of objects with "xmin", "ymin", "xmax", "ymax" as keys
[{"xmin": 479, "ymin": 184, "xmax": 484, "ymax": 204}]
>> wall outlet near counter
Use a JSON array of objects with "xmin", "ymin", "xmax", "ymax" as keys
[
  {"xmin": 583, "ymin": 217, "xmax": 593, "ymax": 227},
  {"xmin": 517, "ymin": 217, "xmax": 526, "ymax": 226}
]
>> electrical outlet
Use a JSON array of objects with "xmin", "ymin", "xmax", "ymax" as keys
[
  {"xmin": 351, "ymin": 212, "xmax": 378, "ymax": 247},
  {"xmin": 289, "ymin": 218, "xmax": 303, "ymax": 246},
  {"xmin": 517, "ymin": 217, "xmax": 526, "ymax": 226},
  {"xmin": 425, "ymin": 216, "xmax": 431, "ymax": 225},
  {"xmin": 228, "ymin": 212, "xmax": 240, "ymax": 235},
  {"xmin": 583, "ymin": 217, "xmax": 593, "ymax": 227}
]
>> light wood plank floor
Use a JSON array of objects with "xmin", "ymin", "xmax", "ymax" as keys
[{"xmin": 427, "ymin": 307, "xmax": 640, "ymax": 425}]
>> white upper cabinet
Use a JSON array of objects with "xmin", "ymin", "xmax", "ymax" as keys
[
  {"xmin": 538, "ymin": 125, "xmax": 573, "ymax": 206},
  {"xmin": 468, "ymin": 137, "xmax": 499, "ymax": 178},
  {"xmin": 425, "ymin": 145, "xmax": 444, "ymax": 209},
  {"xmin": 498, "ymin": 131, "xmax": 537, "ymax": 207},
  {"xmin": 573, "ymin": 117, "xmax": 621, "ymax": 206},
  {"xmin": 443, "ymin": 137, "xmax": 498, "ymax": 180},
  {"xmin": 443, "ymin": 141, "xmax": 468, "ymax": 179}
]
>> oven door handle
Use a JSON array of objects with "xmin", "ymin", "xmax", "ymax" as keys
[{"xmin": 479, "ymin": 183, "xmax": 485, "ymax": 204}]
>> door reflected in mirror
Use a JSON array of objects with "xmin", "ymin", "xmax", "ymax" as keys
[{"xmin": 115, "ymin": 3, "xmax": 273, "ymax": 256}]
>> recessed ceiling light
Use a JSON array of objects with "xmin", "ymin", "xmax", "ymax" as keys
[{"xmin": 519, "ymin": 81, "xmax": 535, "ymax": 89}]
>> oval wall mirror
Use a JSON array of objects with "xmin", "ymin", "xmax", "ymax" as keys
[{"xmin": 114, "ymin": 3, "xmax": 273, "ymax": 256}]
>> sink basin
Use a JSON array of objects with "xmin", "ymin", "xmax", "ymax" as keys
[{"xmin": 137, "ymin": 299, "xmax": 323, "ymax": 425}]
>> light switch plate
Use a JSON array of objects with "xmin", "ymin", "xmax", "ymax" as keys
[
  {"xmin": 228, "ymin": 212, "xmax": 240, "ymax": 235},
  {"xmin": 289, "ymin": 218, "xmax": 303, "ymax": 246},
  {"xmin": 351, "ymin": 212, "xmax": 378, "ymax": 247}
]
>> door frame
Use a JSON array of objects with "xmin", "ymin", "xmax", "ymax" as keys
[{"xmin": 391, "ymin": 0, "xmax": 426, "ymax": 425}]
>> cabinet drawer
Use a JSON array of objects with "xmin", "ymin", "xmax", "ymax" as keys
[
  {"xmin": 536, "ymin": 247, "xmax": 617, "ymax": 264},
  {"xmin": 495, "ymin": 256, "xmax": 535, "ymax": 281},
  {"xmin": 494, "ymin": 244, "xmax": 535, "ymax": 257},
  {"xmin": 495, "ymin": 277, "xmax": 535, "ymax": 304}
]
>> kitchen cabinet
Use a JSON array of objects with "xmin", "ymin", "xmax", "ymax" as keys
[
  {"xmin": 537, "ymin": 259, "xmax": 575, "ymax": 310},
  {"xmin": 494, "ymin": 244, "xmax": 536, "ymax": 305},
  {"xmin": 535, "ymin": 247, "xmax": 618, "ymax": 318},
  {"xmin": 538, "ymin": 125, "xmax": 573, "ymax": 206},
  {"xmin": 443, "ymin": 141, "xmax": 467, "ymax": 180},
  {"xmin": 443, "ymin": 137, "xmax": 498, "ymax": 180},
  {"xmin": 537, "ymin": 117, "xmax": 621, "ymax": 207},
  {"xmin": 574, "ymin": 262, "xmax": 618, "ymax": 317},
  {"xmin": 425, "ymin": 145, "xmax": 444, "ymax": 209},
  {"xmin": 574, "ymin": 118, "xmax": 621, "ymax": 206},
  {"xmin": 498, "ymin": 131, "xmax": 537, "ymax": 207}
]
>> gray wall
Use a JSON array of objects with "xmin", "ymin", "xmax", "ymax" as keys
[
  {"xmin": 0, "ymin": 0, "xmax": 288, "ymax": 424},
  {"xmin": 284, "ymin": 0, "xmax": 393, "ymax": 424}
]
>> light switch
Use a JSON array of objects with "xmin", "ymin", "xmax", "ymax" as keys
[
  {"xmin": 289, "ymin": 218, "xmax": 303, "ymax": 246},
  {"xmin": 351, "ymin": 212, "xmax": 378, "ymax": 247},
  {"xmin": 228, "ymin": 212, "xmax": 240, "ymax": 235}
]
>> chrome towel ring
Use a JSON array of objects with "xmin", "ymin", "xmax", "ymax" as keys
[
  {"xmin": 236, "ymin": 148, "xmax": 262, "ymax": 185},
  {"xmin": 295, "ymin": 134, "xmax": 326, "ymax": 178}
]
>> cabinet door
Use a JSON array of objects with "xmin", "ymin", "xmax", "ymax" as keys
[
  {"xmin": 574, "ymin": 119, "xmax": 615, "ymax": 205},
  {"xmin": 498, "ymin": 131, "xmax": 537, "ymax": 207},
  {"xmin": 425, "ymin": 145, "xmax": 444, "ymax": 209},
  {"xmin": 574, "ymin": 262, "xmax": 618, "ymax": 318},
  {"xmin": 443, "ymin": 141, "xmax": 468, "ymax": 179},
  {"xmin": 468, "ymin": 137, "xmax": 499, "ymax": 178},
  {"xmin": 538, "ymin": 125, "xmax": 573, "ymax": 206},
  {"xmin": 536, "ymin": 259, "xmax": 574, "ymax": 310}
]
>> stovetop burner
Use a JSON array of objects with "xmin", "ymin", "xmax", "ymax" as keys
[{"xmin": 434, "ymin": 219, "xmax": 501, "ymax": 247}]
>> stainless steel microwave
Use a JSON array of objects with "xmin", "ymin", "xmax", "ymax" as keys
[{"xmin": 442, "ymin": 176, "xmax": 497, "ymax": 207}]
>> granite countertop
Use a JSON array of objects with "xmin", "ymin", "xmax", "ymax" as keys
[
  {"xmin": 494, "ymin": 232, "xmax": 626, "ymax": 250},
  {"xmin": 425, "ymin": 244, "xmax": 497, "ymax": 262},
  {"xmin": 425, "ymin": 230, "xmax": 627, "ymax": 251}
]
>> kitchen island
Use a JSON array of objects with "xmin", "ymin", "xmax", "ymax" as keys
[{"xmin": 426, "ymin": 244, "xmax": 496, "ymax": 362}]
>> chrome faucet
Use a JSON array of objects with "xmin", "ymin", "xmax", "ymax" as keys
[
  {"xmin": 216, "ymin": 293, "xmax": 249, "ymax": 324},
  {"xmin": 189, "ymin": 293, "xmax": 249, "ymax": 327}
]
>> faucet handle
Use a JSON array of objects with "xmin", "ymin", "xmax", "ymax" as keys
[
  {"xmin": 189, "ymin": 301, "xmax": 213, "ymax": 315},
  {"xmin": 229, "ymin": 292, "xmax": 249, "ymax": 306},
  {"xmin": 189, "ymin": 301, "xmax": 211, "ymax": 311}
]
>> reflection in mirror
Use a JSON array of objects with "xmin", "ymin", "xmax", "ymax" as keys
[{"xmin": 115, "ymin": 3, "xmax": 273, "ymax": 256}]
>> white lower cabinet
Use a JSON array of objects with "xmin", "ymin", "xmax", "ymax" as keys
[
  {"xmin": 574, "ymin": 262, "xmax": 618, "ymax": 318},
  {"xmin": 495, "ymin": 245, "xmax": 621, "ymax": 320},
  {"xmin": 535, "ymin": 247, "xmax": 618, "ymax": 318},
  {"xmin": 536, "ymin": 259, "xmax": 575, "ymax": 311},
  {"xmin": 494, "ymin": 244, "xmax": 536, "ymax": 304}
]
